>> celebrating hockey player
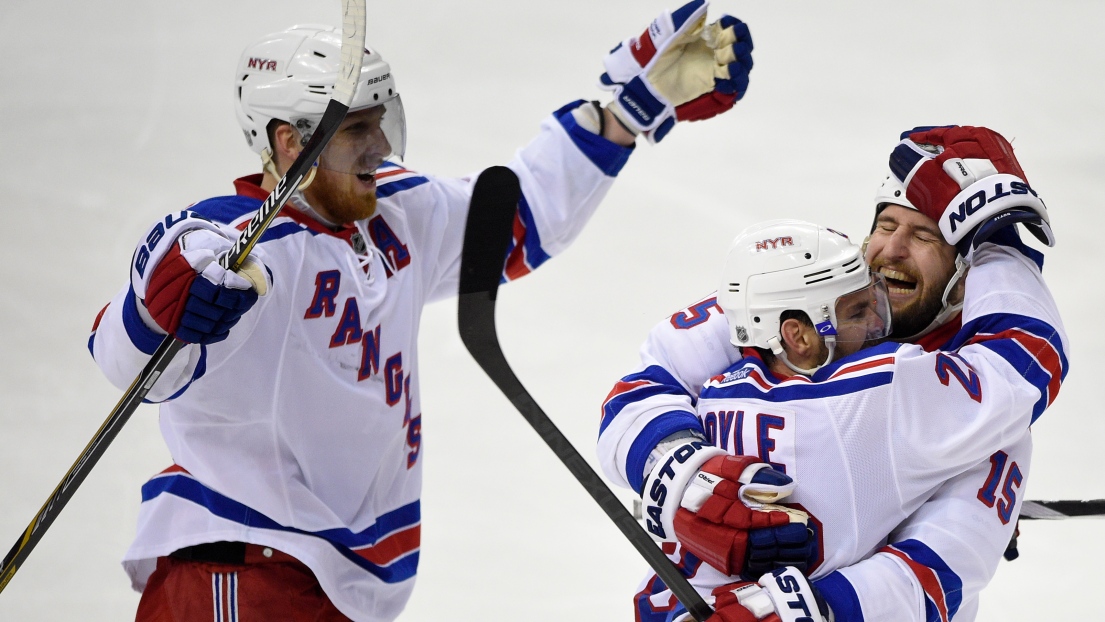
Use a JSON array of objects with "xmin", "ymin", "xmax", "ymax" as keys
[
  {"xmin": 86, "ymin": 2, "xmax": 753, "ymax": 621},
  {"xmin": 596, "ymin": 126, "xmax": 1067, "ymax": 621}
]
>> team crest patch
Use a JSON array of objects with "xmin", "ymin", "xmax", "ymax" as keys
[{"xmin": 351, "ymin": 231, "xmax": 369, "ymax": 255}]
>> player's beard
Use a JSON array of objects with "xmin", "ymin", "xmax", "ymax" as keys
[
  {"xmin": 886, "ymin": 267, "xmax": 955, "ymax": 339},
  {"xmin": 305, "ymin": 171, "xmax": 378, "ymax": 224}
]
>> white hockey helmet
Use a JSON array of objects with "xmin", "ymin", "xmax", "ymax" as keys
[
  {"xmin": 234, "ymin": 24, "xmax": 406, "ymax": 164},
  {"xmin": 874, "ymin": 174, "xmax": 915, "ymax": 212},
  {"xmin": 718, "ymin": 219, "xmax": 892, "ymax": 374}
]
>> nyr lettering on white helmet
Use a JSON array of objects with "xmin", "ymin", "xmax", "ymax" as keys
[
  {"xmin": 246, "ymin": 57, "xmax": 278, "ymax": 71},
  {"xmin": 947, "ymin": 180, "xmax": 1038, "ymax": 233},
  {"xmin": 754, "ymin": 236, "xmax": 795, "ymax": 252}
]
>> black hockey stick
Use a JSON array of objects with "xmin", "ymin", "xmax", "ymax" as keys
[
  {"xmin": 1020, "ymin": 499, "xmax": 1105, "ymax": 520},
  {"xmin": 457, "ymin": 167, "xmax": 714, "ymax": 622},
  {"xmin": 0, "ymin": 0, "xmax": 367, "ymax": 594}
]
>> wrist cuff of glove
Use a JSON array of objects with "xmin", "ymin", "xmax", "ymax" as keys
[
  {"xmin": 937, "ymin": 174, "xmax": 1048, "ymax": 250},
  {"xmin": 641, "ymin": 440, "xmax": 726, "ymax": 541},
  {"xmin": 607, "ymin": 103, "xmax": 642, "ymax": 138},
  {"xmin": 758, "ymin": 567, "xmax": 833, "ymax": 622}
]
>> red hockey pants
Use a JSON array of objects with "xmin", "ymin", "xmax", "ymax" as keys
[{"xmin": 135, "ymin": 543, "xmax": 352, "ymax": 622}]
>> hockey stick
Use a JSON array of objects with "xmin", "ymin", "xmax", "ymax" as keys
[
  {"xmin": 457, "ymin": 166, "xmax": 714, "ymax": 622},
  {"xmin": 1020, "ymin": 499, "xmax": 1105, "ymax": 520},
  {"xmin": 0, "ymin": 0, "xmax": 367, "ymax": 594}
]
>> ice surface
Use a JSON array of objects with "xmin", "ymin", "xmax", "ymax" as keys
[{"xmin": 1, "ymin": 0, "xmax": 1101, "ymax": 619}]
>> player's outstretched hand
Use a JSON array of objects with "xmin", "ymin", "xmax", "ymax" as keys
[
  {"xmin": 600, "ymin": 0, "xmax": 753, "ymax": 143},
  {"xmin": 702, "ymin": 567, "xmax": 832, "ymax": 622},
  {"xmin": 143, "ymin": 228, "xmax": 269, "ymax": 344},
  {"xmin": 642, "ymin": 440, "xmax": 813, "ymax": 578},
  {"xmin": 889, "ymin": 125, "xmax": 1054, "ymax": 260}
]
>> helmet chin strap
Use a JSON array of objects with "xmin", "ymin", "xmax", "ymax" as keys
[
  {"xmin": 768, "ymin": 335, "xmax": 837, "ymax": 377},
  {"xmin": 261, "ymin": 148, "xmax": 318, "ymax": 192}
]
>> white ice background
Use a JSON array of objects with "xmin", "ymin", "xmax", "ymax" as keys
[{"xmin": 1, "ymin": 0, "xmax": 1101, "ymax": 620}]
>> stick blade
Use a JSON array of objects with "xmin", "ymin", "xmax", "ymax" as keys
[
  {"xmin": 458, "ymin": 166, "xmax": 521, "ymax": 298},
  {"xmin": 1020, "ymin": 499, "xmax": 1105, "ymax": 520}
]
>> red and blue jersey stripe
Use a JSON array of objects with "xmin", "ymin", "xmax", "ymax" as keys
[
  {"xmin": 949, "ymin": 313, "xmax": 1068, "ymax": 423},
  {"xmin": 702, "ymin": 343, "xmax": 900, "ymax": 403},
  {"xmin": 600, "ymin": 365, "xmax": 702, "ymax": 493},
  {"xmin": 882, "ymin": 540, "xmax": 963, "ymax": 622},
  {"xmin": 142, "ymin": 466, "xmax": 421, "ymax": 584}
]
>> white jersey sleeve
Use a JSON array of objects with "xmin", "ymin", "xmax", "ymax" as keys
[
  {"xmin": 814, "ymin": 434, "xmax": 1031, "ymax": 622},
  {"xmin": 88, "ymin": 210, "xmax": 269, "ymax": 402},
  {"xmin": 417, "ymin": 101, "xmax": 635, "ymax": 303},
  {"xmin": 596, "ymin": 292, "xmax": 739, "ymax": 494}
]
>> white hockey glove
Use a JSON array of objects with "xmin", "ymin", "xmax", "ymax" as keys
[
  {"xmin": 889, "ymin": 125, "xmax": 1054, "ymax": 261},
  {"xmin": 600, "ymin": 0, "xmax": 753, "ymax": 143},
  {"xmin": 702, "ymin": 567, "xmax": 832, "ymax": 622},
  {"xmin": 642, "ymin": 439, "xmax": 811, "ymax": 578}
]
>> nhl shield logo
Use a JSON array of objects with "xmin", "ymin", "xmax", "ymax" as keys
[
  {"xmin": 735, "ymin": 326, "xmax": 748, "ymax": 342},
  {"xmin": 351, "ymin": 231, "xmax": 369, "ymax": 256}
]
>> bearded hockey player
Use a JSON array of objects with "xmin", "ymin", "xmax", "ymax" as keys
[{"xmin": 597, "ymin": 127, "xmax": 1067, "ymax": 621}]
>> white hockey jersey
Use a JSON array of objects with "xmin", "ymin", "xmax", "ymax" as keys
[
  {"xmin": 89, "ymin": 102, "xmax": 634, "ymax": 622},
  {"xmin": 597, "ymin": 240, "xmax": 1068, "ymax": 622}
]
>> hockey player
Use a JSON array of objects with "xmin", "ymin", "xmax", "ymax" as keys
[
  {"xmin": 86, "ymin": 3, "xmax": 754, "ymax": 621},
  {"xmin": 596, "ymin": 126, "xmax": 1067, "ymax": 621}
]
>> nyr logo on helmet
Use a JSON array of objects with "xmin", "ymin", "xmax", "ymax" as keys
[
  {"xmin": 947, "ymin": 180, "xmax": 1040, "ymax": 233},
  {"xmin": 754, "ymin": 236, "xmax": 794, "ymax": 252},
  {"xmin": 247, "ymin": 57, "xmax": 278, "ymax": 72}
]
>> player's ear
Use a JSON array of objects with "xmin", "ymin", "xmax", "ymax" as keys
[
  {"xmin": 779, "ymin": 318, "xmax": 816, "ymax": 355},
  {"xmin": 272, "ymin": 123, "xmax": 304, "ymax": 172},
  {"xmin": 779, "ymin": 318, "xmax": 825, "ymax": 369}
]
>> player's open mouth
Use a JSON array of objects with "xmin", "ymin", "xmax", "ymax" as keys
[
  {"xmin": 878, "ymin": 267, "xmax": 917, "ymax": 295},
  {"xmin": 356, "ymin": 172, "xmax": 375, "ymax": 184}
]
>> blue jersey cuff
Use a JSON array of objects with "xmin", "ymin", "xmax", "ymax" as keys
[
  {"xmin": 813, "ymin": 571, "xmax": 863, "ymax": 622},
  {"xmin": 553, "ymin": 100, "xmax": 634, "ymax": 177},
  {"xmin": 627, "ymin": 411, "xmax": 705, "ymax": 494},
  {"xmin": 123, "ymin": 286, "xmax": 167, "ymax": 356}
]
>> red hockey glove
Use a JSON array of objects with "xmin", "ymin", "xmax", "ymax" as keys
[
  {"xmin": 642, "ymin": 440, "xmax": 808, "ymax": 577},
  {"xmin": 706, "ymin": 567, "xmax": 831, "ymax": 622},
  {"xmin": 144, "ymin": 228, "xmax": 269, "ymax": 344},
  {"xmin": 888, "ymin": 125, "xmax": 1053, "ymax": 259}
]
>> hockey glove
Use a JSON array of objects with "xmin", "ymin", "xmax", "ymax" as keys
[
  {"xmin": 889, "ymin": 125, "xmax": 1054, "ymax": 260},
  {"xmin": 705, "ymin": 567, "xmax": 832, "ymax": 622},
  {"xmin": 143, "ymin": 228, "xmax": 269, "ymax": 344},
  {"xmin": 600, "ymin": 0, "xmax": 753, "ymax": 143},
  {"xmin": 642, "ymin": 439, "xmax": 811, "ymax": 578}
]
